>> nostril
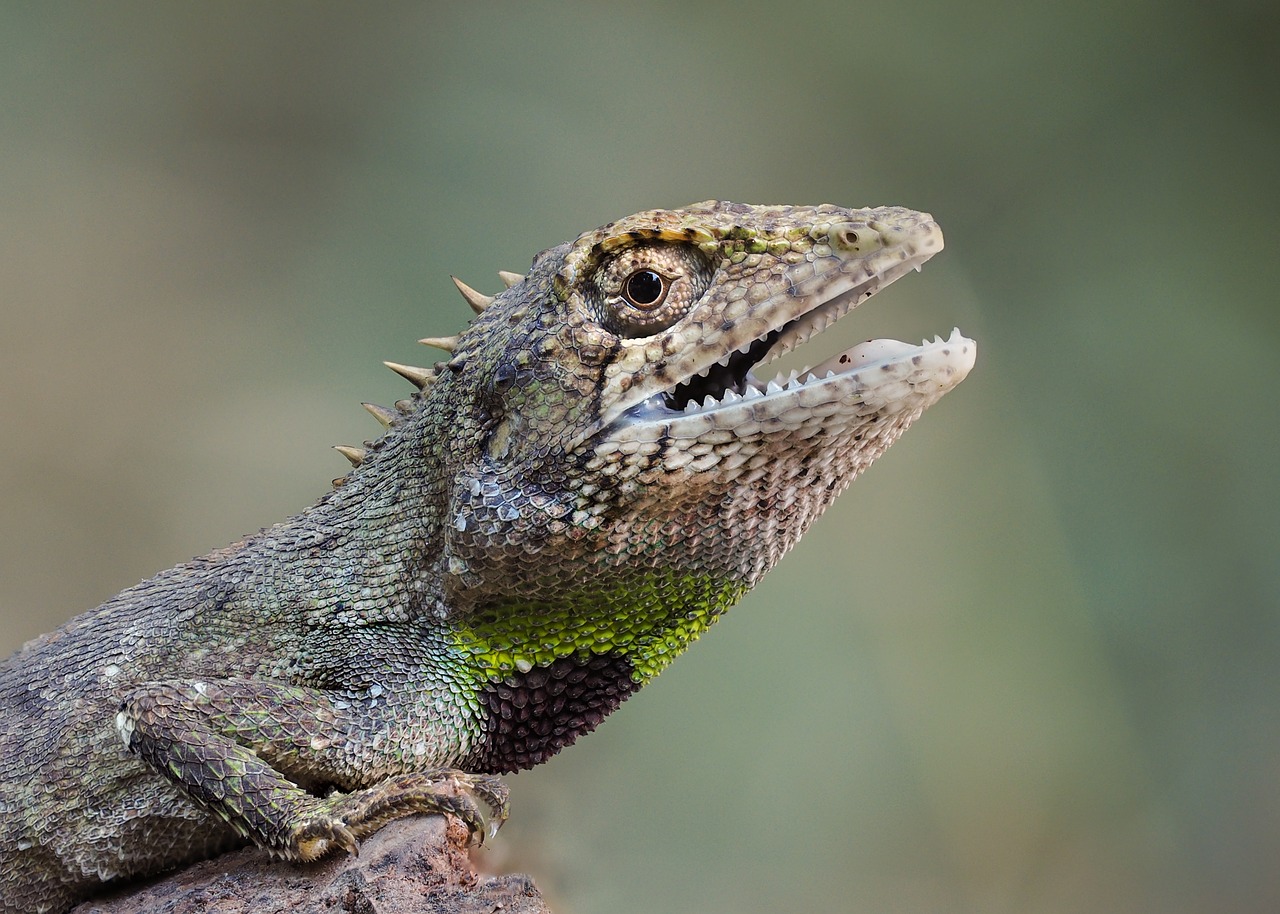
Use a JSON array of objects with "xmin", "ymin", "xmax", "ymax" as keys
[{"xmin": 832, "ymin": 223, "xmax": 875, "ymax": 253}]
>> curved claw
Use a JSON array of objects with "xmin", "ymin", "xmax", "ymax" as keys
[
  {"xmin": 469, "ymin": 774, "xmax": 511, "ymax": 842},
  {"xmin": 420, "ymin": 774, "xmax": 507, "ymax": 846}
]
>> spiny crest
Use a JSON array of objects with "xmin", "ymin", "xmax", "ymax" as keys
[
  {"xmin": 337, "ymin": 267, "xmax": 515, "ymax": 480},
  {"xmin": 333, "ymin": 363, "xmax": 439, "ymax": 483}
]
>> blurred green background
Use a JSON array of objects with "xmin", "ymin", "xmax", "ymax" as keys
[{"xmin": 2, "ymin": 3, "xmax": 1276, "ymax": 912}]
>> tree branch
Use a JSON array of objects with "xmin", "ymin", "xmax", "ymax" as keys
[{"xmin": 72, "ymin": 816, "xmax": 551, "ymax": 914}]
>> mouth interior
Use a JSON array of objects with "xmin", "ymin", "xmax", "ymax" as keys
[{"xmin": 664, "ymin": 329, "xmax": 780, "ymax": 411}]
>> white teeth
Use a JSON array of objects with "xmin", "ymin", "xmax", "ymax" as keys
[
  {"xmin": 723, "ymin": 389, "xmax": 742, "ymax": 403},
  {"xmin": 766, "ymin": 380, "xmax": 783, "ymax": 395},
  {"xmin": 744, "ymin": 385, "xmax": 763, "ymax": 400},
  {"xmin": 825, "ymin": 370, "xmax": 835, "ymax": 379},
  {"xmin": 717, "ymin": 353, "xmax": 733, "ymax": 368},
  {"xmin": 702, "ymin": 394, "xmax": 718, "ymax": 409}
]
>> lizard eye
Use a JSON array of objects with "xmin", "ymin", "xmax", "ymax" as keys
[
  {"xmin": 591, "ymin": 242, "xmax": 714, "ymax": 338},
  {"xmin": 622, "ymin": 270, "xmax": 669, "ymax": 310}
]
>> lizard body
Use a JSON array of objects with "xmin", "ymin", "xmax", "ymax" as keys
[{"xmin": 0, "ymin": 202, "xmax": 975, "ymax": 912}]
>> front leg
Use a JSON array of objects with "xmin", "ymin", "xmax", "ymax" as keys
[{"xmin": 116, "ymin": 679, "xmax": 508, "ymax": 860}]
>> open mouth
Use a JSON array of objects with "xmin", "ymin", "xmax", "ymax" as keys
[
  {"xmin": 652, "ymin": 253, "xmax": 944, "ymax": 418},
  {"xmin": 662, "ymin": 323, "xmax": 969, "ymax": 416}
]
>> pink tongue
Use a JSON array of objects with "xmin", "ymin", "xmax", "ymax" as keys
[{"xmin": 810, "ymin": 338, "xmax": 919, "ymax": 376}]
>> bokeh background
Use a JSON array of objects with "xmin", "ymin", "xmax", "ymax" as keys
[{"xmin": 2, "ymin": 3, "xmax": 1276, "ymax": 912}]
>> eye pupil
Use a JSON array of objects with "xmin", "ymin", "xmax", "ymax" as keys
[{"xmin": 625, "ymin": 269, "xmax": 667, "ymax": 308}]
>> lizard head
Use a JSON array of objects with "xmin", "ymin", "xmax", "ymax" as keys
[
  {"xmin": 432, "ymin": 201, "xmax": 973, "ymax": 602},
  {"xmin": 368, "ymin": 202, "xmax": 974, "ymax": 769}
]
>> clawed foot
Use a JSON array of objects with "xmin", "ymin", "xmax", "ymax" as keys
[{"xmin": 300, "ymin": 770, "xmax": 509, "ymax": 856}]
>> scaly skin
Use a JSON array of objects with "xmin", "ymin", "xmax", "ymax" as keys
[{"xmin": 0, "ymin": 201, "xmax": 975, "ymax": 912}]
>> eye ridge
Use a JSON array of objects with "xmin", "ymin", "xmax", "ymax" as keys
[{"xmin": 622, "ymin": 269, "xmax": 670, "ymax": 310}]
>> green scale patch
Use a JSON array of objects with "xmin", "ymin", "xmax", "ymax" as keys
[{"xmin": 452, "ymin": 574, "xmax": 751, "ymax": 685}]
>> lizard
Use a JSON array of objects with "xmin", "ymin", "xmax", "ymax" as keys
[{"xmin": 0, "ymin": 201, "xmax": 975, "ymax": 913}]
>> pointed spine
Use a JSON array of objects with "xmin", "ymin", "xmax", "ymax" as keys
[
  {"xmin": 333, "ymin": 445, "xmax": 366, "ymax": 467},
  {"xmin": 418, "ymin": 334, "xmax": 460, "ymax": 354},
  {"xmin": 451, "ymin": 276, "xmax": 494, "ymax": 314},
  {"xmin": 362, "ymin": 402, "xmax": 398, "ymax": 428},
  {"xmin": 497, "ymin": 270, "xmax": 524, "ymax": 289},
  {"xmin": 384, "ymin": 361, "xmax": 437, "ymax": 389}
]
